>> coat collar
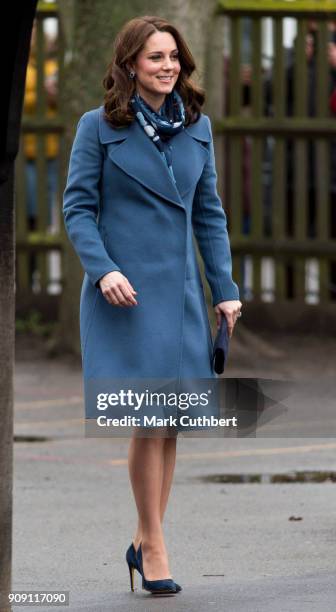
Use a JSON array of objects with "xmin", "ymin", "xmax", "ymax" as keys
[{"xmin": 97, "ymin": 106, "xmax": 210, "ymax": 210}]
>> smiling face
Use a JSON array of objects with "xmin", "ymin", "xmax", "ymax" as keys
[{"xmin": 129, "ymin": 30, "xmax": 181, "ymax": 112}]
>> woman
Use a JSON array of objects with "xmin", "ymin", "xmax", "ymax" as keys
[{"xmin": 63, "ymin": 15, "xmax": 242, "ymax": 595}]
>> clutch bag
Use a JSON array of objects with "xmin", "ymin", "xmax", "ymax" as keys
[{"xmin": 212, "ymin": 315, "xmax": 230, "ymax": 374}]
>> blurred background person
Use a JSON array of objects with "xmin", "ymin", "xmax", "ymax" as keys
[
  {"xmin": 265, "ymin": 20, "xmax": 336, "ymax": 240},
  {"xmin": 328, "ymin": 30, "xmax": 336, "ymax": 239},
  {"xmin": 23, "ymin": 21, "xmax": 59, "ymax": 233}
]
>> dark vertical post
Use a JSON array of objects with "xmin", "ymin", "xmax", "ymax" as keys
[
  {"xmin": 229, "ymin": 15, "xmax": 243, "ymax": 272},
  {"xmin": 315, "ymin": 19, "xmax": 330, "ymax": 302},
  {"xmin": 273, "ymin": 16, "xmax": 286, "ymax": 299},
  {"xmin": 294, "ymin": 18, "xmax": 308, "ymax": 300},
  {"xmin": 0, "ymin": 167, "xmax": 15, "ymax": 612},
  {"xmin": 0, "ymin": 3, "xmax": 37, "ymax": 610}
]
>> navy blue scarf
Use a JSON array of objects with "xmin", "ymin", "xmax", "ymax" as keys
[{"xmin": 130, "ymin": 89, "xmax": 185, "ymax": 185}]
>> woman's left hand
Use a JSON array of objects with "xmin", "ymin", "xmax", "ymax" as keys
[{"xmin": 214, "ymin": 300, "xmax": 242, "ymax": 337}]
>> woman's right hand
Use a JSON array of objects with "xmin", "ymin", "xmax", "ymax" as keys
[{"xmin": 99, "ymin": 271, "xmax": 138, "ymax": 306}]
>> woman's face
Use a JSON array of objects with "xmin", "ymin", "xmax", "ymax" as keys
[{"xmin": 130, "ymin": 31, "xmax": 181, "ymax": 110}]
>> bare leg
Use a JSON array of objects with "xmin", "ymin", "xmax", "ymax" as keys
[
  {"xmin": 159, "ymin": 436, "xmax": 177, "ymax": 518},
  {"xmin": 128, "ymin": 434, "xmax": 177, "ymax": 580},
  {"xmin": 133, "ymin": 436, "xmax": 177, "ymax": 548}
]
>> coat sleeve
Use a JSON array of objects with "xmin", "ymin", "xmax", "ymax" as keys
[
  {"xmin": 63, "ymin": 110, "xmax": 121, "ymax": 288},
  {"xmin": 191, "ymin": 115, "xmax": 240, "ymax": 307}
]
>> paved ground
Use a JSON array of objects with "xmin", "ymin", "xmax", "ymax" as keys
[{"xmin": 10, "ymin": 328, "xmax": 336, "ymax": 611}]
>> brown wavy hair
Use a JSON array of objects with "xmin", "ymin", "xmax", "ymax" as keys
[{"xmin": 102, "ymin": 15, "xmax": 205, "ymax": 127}]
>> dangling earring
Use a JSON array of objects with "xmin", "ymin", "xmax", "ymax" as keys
[{"xmin": 129, "ymin": 70, "xmax": 135, "ymax": 79}]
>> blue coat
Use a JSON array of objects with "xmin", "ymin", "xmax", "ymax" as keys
[{"xmin": 63, "ymin": 106, "xmax": 239, "ymax": 385}]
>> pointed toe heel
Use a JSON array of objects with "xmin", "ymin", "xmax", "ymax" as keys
[{"xmin": 126, "ymin": 541, "xmax": 182, "ymax": 593}]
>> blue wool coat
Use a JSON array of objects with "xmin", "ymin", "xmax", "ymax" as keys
[{"xmin": 63, "ymin": 105, "xmax": 239, "ymax": 383}]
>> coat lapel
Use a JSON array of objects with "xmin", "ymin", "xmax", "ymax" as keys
[
  {"xmin": 98, "ymin": 106, "xmax": 211, "ymax": 210},
  {"xmin": 169, "ymin": 125, "xmax": 210, "ymax": 199}
]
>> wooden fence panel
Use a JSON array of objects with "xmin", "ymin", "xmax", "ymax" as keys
[{"xmin": 217, "ymin": 0, "xmax": 336, "ymax": 305}]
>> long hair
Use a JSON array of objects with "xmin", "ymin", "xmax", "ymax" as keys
[{"xmin": 102, "ymin": 15, "xmax": 205, "ymax": 127}]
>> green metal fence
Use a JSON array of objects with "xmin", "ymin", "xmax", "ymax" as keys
[
  {"xmin": 15, "ymin": 0, "xmax": 65, "ymax": 307},
  {"xmin": 217, "ymin": 0, "xmax": 336, "ymax": 305}
]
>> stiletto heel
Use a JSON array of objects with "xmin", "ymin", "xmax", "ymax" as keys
[
  {"xmin": 128, "ymin": 562, "xmax": 135, "ymax": 591},
  {"xmin": 126, "ymin": 543, "xmax": 139, "ymax": 591},
  {"xmin": 136, "ymin": 543, "xmax": 177, "ymax": 595},
  {"xmin": 126, "ymin": 541, "xmax": 182, "ymax": 593}
]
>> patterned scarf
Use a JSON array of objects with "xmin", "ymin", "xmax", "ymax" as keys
[{"xmin": 130, "ymin": 89, "xmax": 185, "ymax": 185}]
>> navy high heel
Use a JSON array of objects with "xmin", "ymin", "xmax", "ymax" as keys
[
  {"xmin": 126, "ymin": 542, "xmax": 182, "ymax": 592},
  {"xmin": 136, "ymin": 543, "xmax": 177, "ymax": 595}
]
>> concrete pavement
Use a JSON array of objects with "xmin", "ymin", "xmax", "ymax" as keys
[{"xmin": 11, "ymin": 330, "xmax": 336, "ymax": 611}]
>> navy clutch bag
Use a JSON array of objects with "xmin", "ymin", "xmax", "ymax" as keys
[{"xmin": 213, "ymin": 315, "xmax": 230, "ymax": 374}]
